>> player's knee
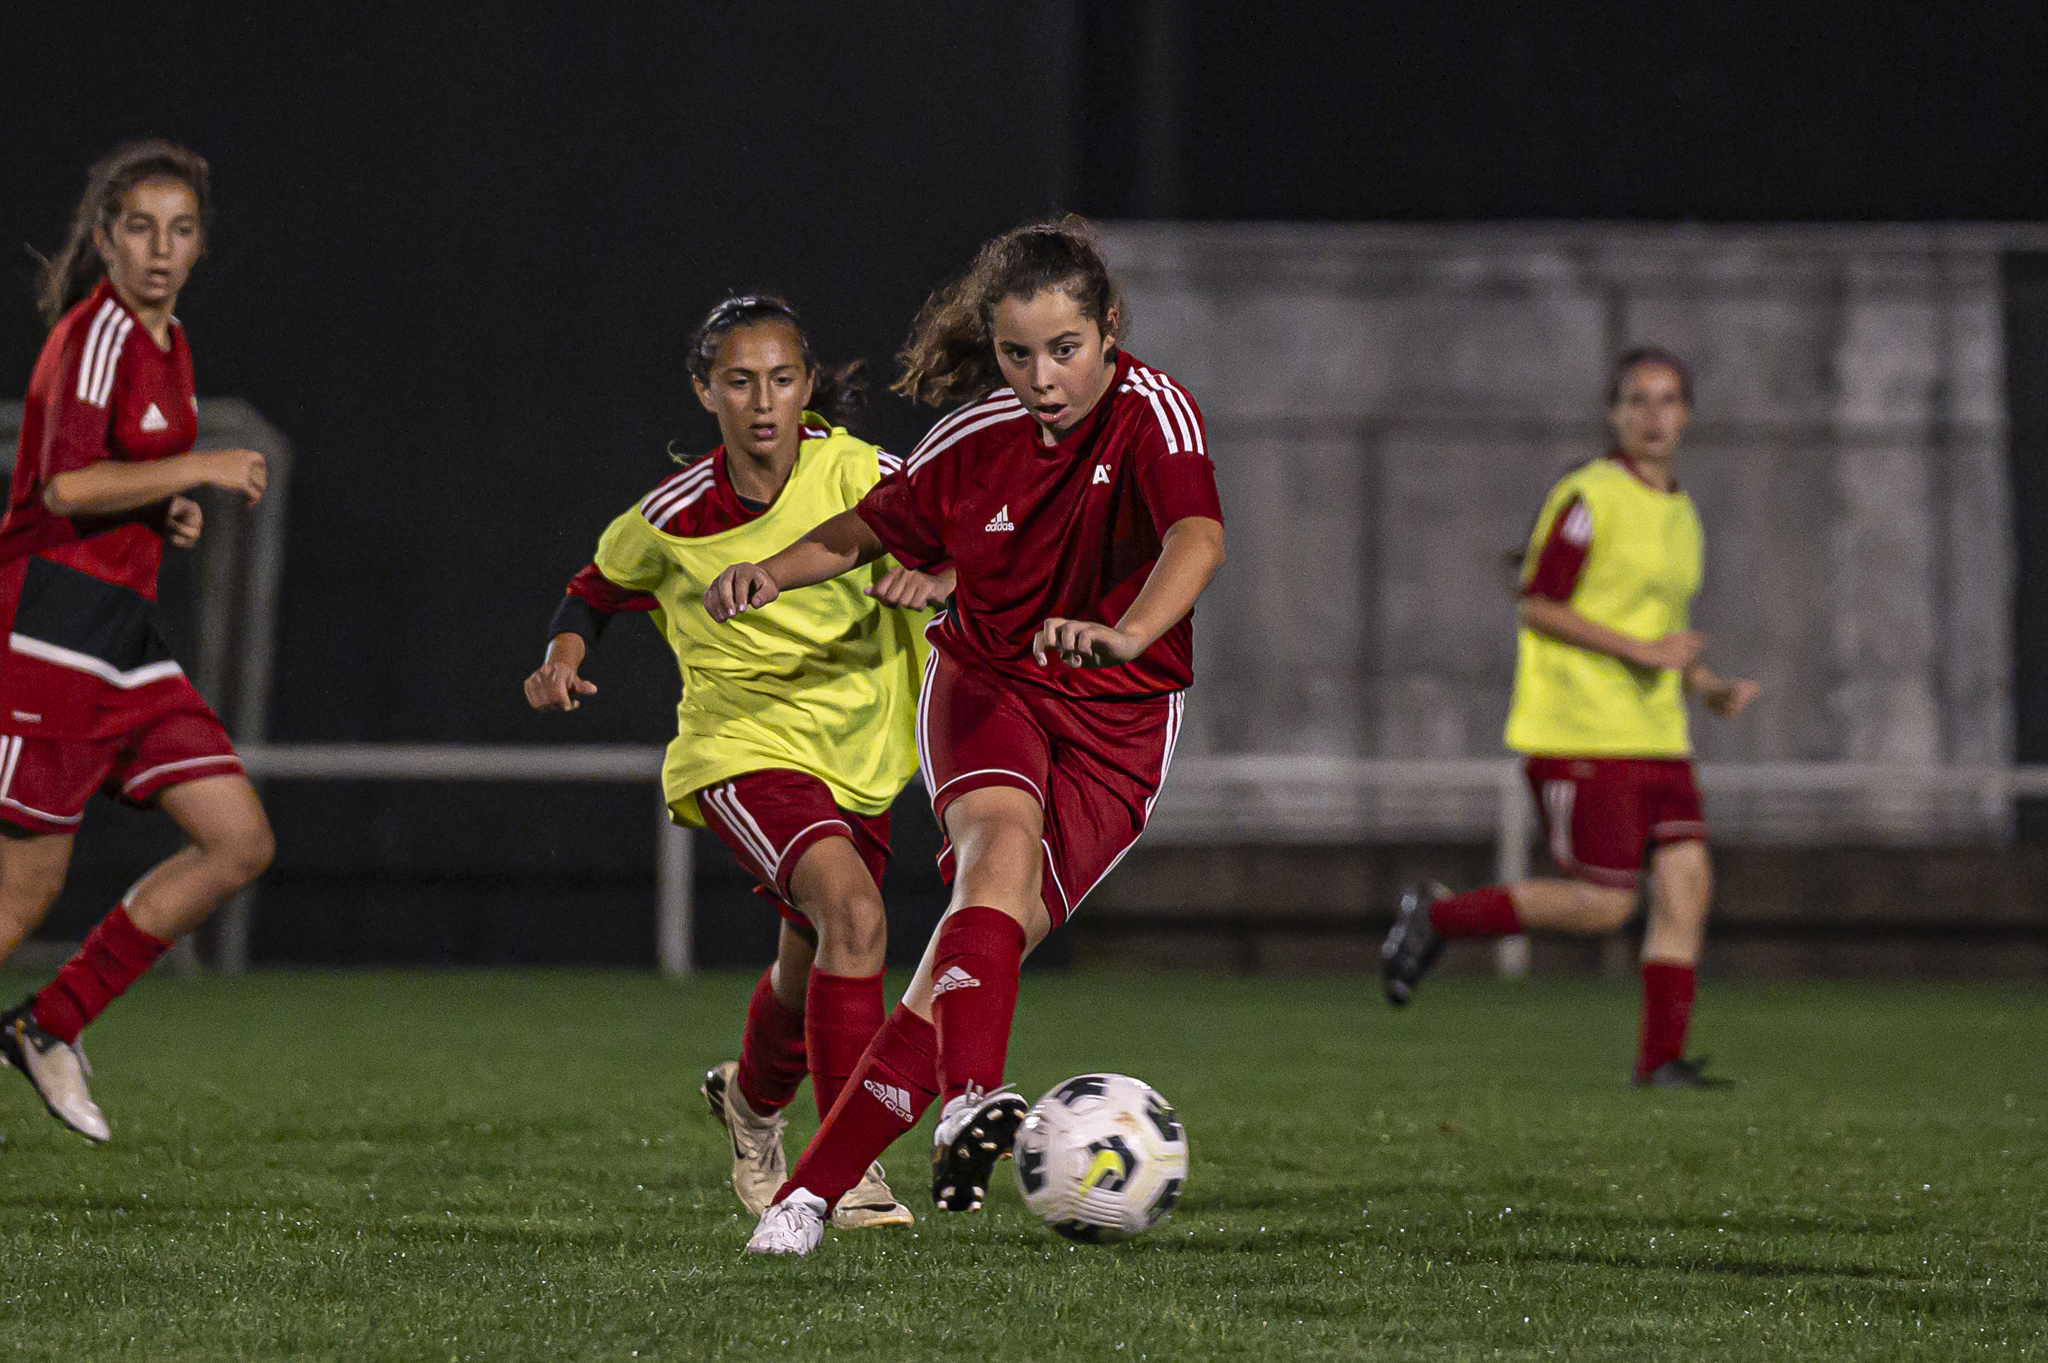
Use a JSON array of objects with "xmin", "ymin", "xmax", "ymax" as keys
[
  {"xmin": 0, "ymin": 873, "xmax": 64, "ymax": 926},
  {"xmin": 810, "ymin": 884, "xmax": 887, "ymax": 959},
  {"xmin": 959, "ymin": 815, "xmax": 1041, "ymax": 878},
  {"xmin": 211, "ymin": 816, "xmax": 275, "ymax": 887},
  {"xmin": 1656, "ymin": 842, "xmax": 1713, "ymax": 916}
]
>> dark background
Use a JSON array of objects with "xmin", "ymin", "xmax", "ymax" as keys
[{"xmin": 3, "ymin": 1, "xmax": 2045, "ymax": 964}]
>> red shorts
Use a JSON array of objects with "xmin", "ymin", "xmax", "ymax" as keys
[
  {"xmin": 695, "ymin": 769, "xmax": 892, "ymax": 927},
  {"xmin": 1524, "ymin": 756, "xmax": 1707, "ymax": 889},
  {"xmin": 918, "ymin": 646, "xmax": 1183, "ymax": 929},
  {"xmin": 0, "ymin": 685, "xmax": 244, "ymax": 836}
]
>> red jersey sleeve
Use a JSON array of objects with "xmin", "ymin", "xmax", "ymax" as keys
[
  {"xmin": 565, "ymin": 561, "xmax": 657, "ymax": 614},
  {"xmin": 1129, "ymin": 375, "xmax": 1224, "ymax": 529},
  {"xmin": 1522, "ymin": 495, "xmax": 1592, "ymax": 602},
  {"xmin": 29, "ymin": 331, "xmax": 117, "ymax": 493},
  {"xmin": 856, "ymin": 465, "xmax": 949, "ymax": 571}
]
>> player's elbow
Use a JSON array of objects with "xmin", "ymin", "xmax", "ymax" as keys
[
  {"xmin": 41, "ymin": 478, "xmax": 82, "ymax": 517},
  {"xmin": 1170, "ymin": 516, "xmax": 1226, "ymax": 569}
]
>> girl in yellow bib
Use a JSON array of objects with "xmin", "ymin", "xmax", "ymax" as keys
[
  {"xmin": 1381, "ymin": 348, "xmax": 1758, "ymax": 1088},
  {"xmin": 524, "ymin": 295, "xmax": 950, "ymax": 1226}
]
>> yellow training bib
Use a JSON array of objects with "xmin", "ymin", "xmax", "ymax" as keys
[
  {"xmin": 1503, "ymin": 457, "xmax": 1704, "ymax": 757},
  {"xmin": 592, "ymin": 423, "xmax": 929, "ymax": 823}
]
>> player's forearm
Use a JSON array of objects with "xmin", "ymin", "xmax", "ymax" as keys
[
  {"xmin": 1519, "ymin": 598, "xmax": 1650, "ymax": 667},
  {"xmin": 1113, "ymin": 517, "xmax": 1225, "ymax": 652},
  {"xmin": 762, "ymin": 509, "xmax": 887, "ymax": 590},
  {"xmin": 1682, "ymin": 662, "xmax": 1728, "ymax": 698},
  {"xmin": 44, "ymin": 454, "xmax": 214, "ymax": 517}
]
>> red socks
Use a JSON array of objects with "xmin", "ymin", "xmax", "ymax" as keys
[
  {"xmin": 779, "ymin": 1002, "xmax": 939, "ymax": 1208},
  {"xmin": 1429, "ymin": 886, "xmax": 1522, "ymax": 938},
  {"xmin": 733, "ymin": 967, "xmax": 807, "ymax": 1115},
  {"xmin": 804, "ymin": 969, "xmax": 884, "ymax": 1121},
  {"xmin": 1636, "ymin": 960, "xmax": 1697, "ymax": 1078},
  {"xmin": 32, "ymin": 906, "xmax": 170, "ymax": 1043},
  {"xmin": 930, "ymin": 906, "xmax": 1026, "ymax": 1104}
]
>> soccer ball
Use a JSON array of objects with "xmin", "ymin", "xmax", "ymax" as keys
[{"xmin": 1012, "ymin": 1073, "xmax": 1189, "ymax": 1243}]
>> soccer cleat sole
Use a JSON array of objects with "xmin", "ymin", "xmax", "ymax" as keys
[
  {"xmin": 1380, "ymin": 884, "xmax": 1445, "ymax": 1008},
  {"xmin": 930, "ymin": 1094, "xmax": 1029, "ymax": 1212}
]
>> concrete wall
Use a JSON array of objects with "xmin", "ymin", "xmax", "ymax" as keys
[{"xmin": 1100, "ymin": 223, "xmax": 2021, "ymax": 841}]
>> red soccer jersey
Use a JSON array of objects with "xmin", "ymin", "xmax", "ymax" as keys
[
  {"xmin": 856, "ymin": 350, "xmax": 1222, "ymax": 700},
  {"xmin": 0, "ymin": 278, "xmax": 200, "ymax": 737}
]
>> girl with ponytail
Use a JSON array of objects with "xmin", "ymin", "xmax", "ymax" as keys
[
  {"xmin": 706, "ymin": 218, "xmax": 1228, "ymax": 1255},
  {"xmin": 527, "ymin": 293, "xmax": 951, "ymax": 1231}
]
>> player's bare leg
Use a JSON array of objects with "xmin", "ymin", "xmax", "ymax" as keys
[
  {"xmin": 787, "ymin": 839, "xmax": 910, "ymax": 1228},
  {"xmin": 713, "ymin": 838, "xmax": 908, "ymax": 1224},
  {"xmin": 917, "ymin": 786, "xmax": 1048, "ymax": 1212},
  {"xmin": 1635, "ymin": 840, "xmax": 1725, "ymax": 1087},
  {"xmin": 1383, "ymin": 877, "xmax": 1633, "ymax": 1004},
  {"xmin": 2, "ymin": 775, "xmax": 270, "ymax": 1142},
  {"xmin": 747, "ymin": 788, "xmax": 1051, "ymax": 1253},
  {"xmin": 122, "ymin": 775, "xmax": 275, "ymax": 942},
  {"xmin": 0, "ymin": 831, "xmax": 73, "ymax": 967},
  {"xmin": 1507, "ymin": 880, "xmax": 1636, "ymax": 935}
]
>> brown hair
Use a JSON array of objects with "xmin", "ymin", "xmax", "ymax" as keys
[
  {"xmin": 1607, "ymin": 346, "xmax": 1694, "ymax": 406},
  {"xmin": 35, "ymin": 139, "xmax": 212, "ymax": 330},
  {"xmin": 893, "ymin": 215, "xmax": 1122, "ymax": 409}
]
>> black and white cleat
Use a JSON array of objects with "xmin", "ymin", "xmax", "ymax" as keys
[
  {"xmin": 930, "ymin": 1085, "xmax": 1028, "ymax": 1212},
  {"xmin": 1380, "ymin": 882, "xmax": 1448, "ymax": 1008}
]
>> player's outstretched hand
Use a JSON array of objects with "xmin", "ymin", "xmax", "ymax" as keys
[
  {"xmin": 705, "ymin": 563, "xmax": 779, "ymax": 621},
  {"xmin": 1631, "ymin": 630, "xmax": 1705, "ymax": 673},
  {"xmin": 867, "ymin": 565, "xmax": 955, "ymax": 610},
  {"xmin": 1033, "ymin": 617, "xmax": 1143, "ymax": 669},
  {"xmin": 203, "ymin": 448, "xmax": 267, "ymax": 507},
  {"xmin": 525, "ymin": 660, "xmax": 597, "ymax": 712},
  {"xmin": 1705, "ymin": 676, "xmax": 1760, "ymax": 719},
  {"xmin": 163, "ymin": 495, "xmax": 203, "ymax": 548}
]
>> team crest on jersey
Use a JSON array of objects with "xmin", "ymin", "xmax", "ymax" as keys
[{"xmin": 985, "ymin": 505, "xmax": 1015, "ymax": 532}]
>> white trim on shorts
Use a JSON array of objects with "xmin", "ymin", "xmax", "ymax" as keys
[
  {"xmin": 1069, "ymin": 690, "xmax": 1185, "ymax": 918},
  {"xmin": 121, "ymin": 753, "xmax": 245, "ymax": 794},
  {"xmin": 0, "ymin": 735, "xmax": 84, "ymax": 827}
]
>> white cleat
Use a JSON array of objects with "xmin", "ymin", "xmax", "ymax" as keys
[
  {"xmin": 746, "ymin": 1189, "xmax": 827, "ymax": 1256},
  {"xmin": 0, "ymin": 1005, "xmax": 110, "ymax": 1144},
  {"xmin": 831, "ymin": 1161, "xmax": 915, "ymax": 1230},
  {"xmin": 701, "ymin": 1060, "xmax": 788, "ymax": 1216}
]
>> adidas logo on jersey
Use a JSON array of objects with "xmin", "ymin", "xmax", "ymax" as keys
[
  {"xmin": 933, "ymin": 966, "xmax": 981, "ymax": 996},
  {"xmin": 140, "ymin": 403, "xmax": 169, "ymax": 432},
  {"xmin": 865, "ymin": 1079, "xmax": 915, "ymax": 1122},
  {"xmin": 985, "ymin": 505, "xmax": 1014, "ymax": 532}
]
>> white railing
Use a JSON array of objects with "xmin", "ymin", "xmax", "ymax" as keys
[
  {"xmin": 231, "ymin": 745, "xmax": 2048, "ymax": 979},
  {"xmin": 236, "ymin": 744, "xmax": 688, "ymax": 977}
]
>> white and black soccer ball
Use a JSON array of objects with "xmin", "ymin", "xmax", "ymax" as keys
[{"xmin": 1013, "ymin": 1073, "xmax": 1189, "ymax": 1243}]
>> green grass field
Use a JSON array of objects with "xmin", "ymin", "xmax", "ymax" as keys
[{"xmin": 0, "ymin": 970, "xmax": 2040, "ymax": 1361}]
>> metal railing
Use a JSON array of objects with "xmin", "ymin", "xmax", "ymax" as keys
[{"xmin": 228, "ymin": 745, "xmax": 2048, "ymax": 979}]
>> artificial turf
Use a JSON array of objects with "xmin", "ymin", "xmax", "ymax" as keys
[{"xmin": 0, "ymin": 969, "xmax": 2040, "ymax": 1361}]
